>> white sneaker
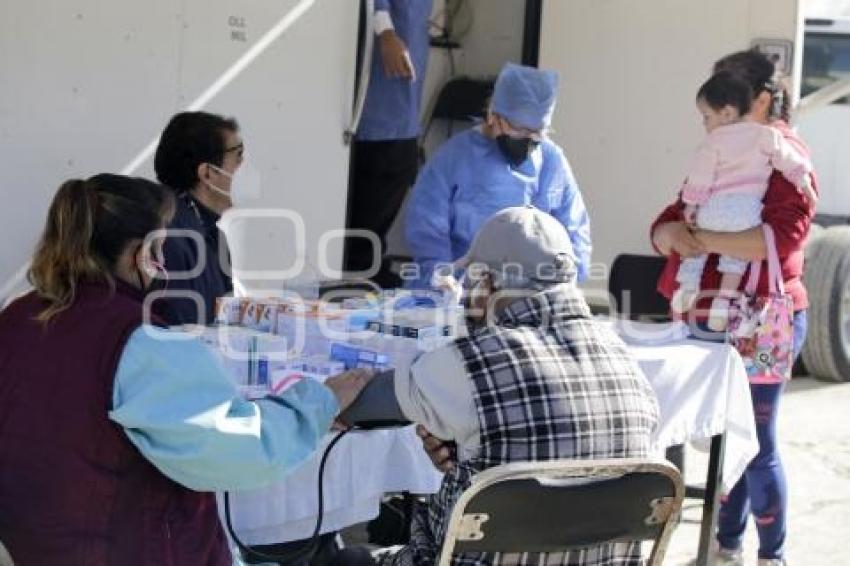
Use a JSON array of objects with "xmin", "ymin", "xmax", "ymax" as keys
[
  {"xmin": 687, "ymin": 544, "xmax": 743, "ymax": 566},
  {"xmin": 713, "ymin": 544, "xmax": 744, "ymax": 566},
  {"xmin": 707, "ymin": 297, "xmax": 730, "ymax": 332},
  {"xmin": 671, "ymin": 287, "xmax": 698, "ymax": 314}
]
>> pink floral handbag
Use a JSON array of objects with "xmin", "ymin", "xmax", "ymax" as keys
[{"xmin": 726, "ymin": 224, "xmax": 795, "ymax": 384}]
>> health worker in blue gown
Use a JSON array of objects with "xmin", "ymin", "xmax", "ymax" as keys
[{"xmin": 404, "ymin": 63, "xmax": 592, "ymax": 288}]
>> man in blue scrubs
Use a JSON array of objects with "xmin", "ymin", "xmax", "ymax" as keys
[
  {"xmin": 345, "ymin": 0, "xmax": 433, "ymax": 285},
  {"xmin": 404, "ymin": 63, "xmax": 592, "ymax": 288}
]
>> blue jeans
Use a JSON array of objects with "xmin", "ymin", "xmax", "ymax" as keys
[{"xmin": 693, "ymin": 310, "xmax": 808, "ymax": 560}]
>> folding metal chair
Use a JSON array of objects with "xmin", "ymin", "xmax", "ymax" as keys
[
  {"xmin": 420, "ymin": 75, "xmax": 495, "ymax": 161},
  {"xmin": 438, "ymin": 458, "xmax": 684, "ymax": 566},
  {"xmin": 423, "ymin": 76, "xmax": 494, "ymax": 138},
  {"xmin": 608, "ymin": 253, "xmax": 709, "ymax": 502},
  {"xmin": 607, "ymin": 254, "xmax": 670, "ymax": 323}
]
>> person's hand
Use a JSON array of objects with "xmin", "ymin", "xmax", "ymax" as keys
[
  {"xmin": 800, "ymin": 174, "xmax": 819, "ymax": 205},
  {"xmin": 325, "ymin": 369, "xmax": 374, "ymax": 414},
  {"xmin": 379, "ymin": 30, "xmax": 415, "ymax": 80},
  {"xmin": 416, "ymin": 424, "xmax": 455, "ymax": 472},
  {"xmin": 432, "ymin": 272, "xmax": 463, "ymax": 305},
  {"xmin": 432, "ymin": 272, "xmax": 460, "ymax": 293},
  {"xmin": 683, "ymin": 204, "xmax": 698, "ymax": 227},
  {"xmin": 652, "ymin": 221, "xmax": 705, "ymax": 258}
]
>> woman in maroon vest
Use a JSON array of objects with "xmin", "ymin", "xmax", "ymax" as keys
[{"xmin": 0, "ymin": 175, "xmax": 371, "ymax": 565}]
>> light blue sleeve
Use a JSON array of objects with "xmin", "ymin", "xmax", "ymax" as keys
[
  {"xmin": 405, "ymin": 149, "xmax": 456, "ymax": 288},
  {"xmin": 109, "ymin": 326, "xmax": 339, "ymax": 492},
  {"xmin": 547, "ymin": 149, "xmax": 592, "ymax": 282},
  {"xmin": 374, "ymin": 0, "xmax": 390, "ymax": 12}
]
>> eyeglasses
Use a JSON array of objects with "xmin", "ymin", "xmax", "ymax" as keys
[
  {"xmin": 497, "ymin": 116, "xmax": 547, "ymax": 141},
  {"xmin": 224, "ymin": 142, "xmax": 245, "ymax": 158}
]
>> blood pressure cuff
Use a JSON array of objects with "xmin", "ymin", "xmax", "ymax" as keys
[{"xmin": 337, "ymin": 370, "xmax": 411, "ymax": 429}]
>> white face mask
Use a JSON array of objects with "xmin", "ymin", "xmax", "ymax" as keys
[{"xmin": 205, "ymin": 162, "xmax": 262, "ymax": 208}]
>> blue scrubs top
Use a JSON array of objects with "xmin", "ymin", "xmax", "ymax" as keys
[
  {"xmin": 356, "ymin": 0, "xmax": 433, "ymax": 141},
  {"xmin": 404, "ymin": 128, "xmax": 592, "ymax": 287}
]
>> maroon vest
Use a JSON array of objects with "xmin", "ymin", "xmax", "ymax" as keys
[{"xmin": 0, "ymin": 281, "xmax": 230, "ymax": 565}]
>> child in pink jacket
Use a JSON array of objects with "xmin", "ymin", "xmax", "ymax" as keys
[{"xmin": 671, "ymin": 71, "xmax": 816, "ymax": 330}]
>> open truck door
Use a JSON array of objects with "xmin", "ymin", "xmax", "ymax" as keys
[{"xmin": 0, "ymin": 0, "xmax": 363, "ymax": 302}]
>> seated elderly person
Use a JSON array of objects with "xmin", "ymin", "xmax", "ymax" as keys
[{"xmin": 339, "ymin": 206, "xmax": 660, "ymax": 566}]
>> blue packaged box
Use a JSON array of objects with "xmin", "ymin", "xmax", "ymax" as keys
[{"xmin": 330, "ymin": 343, "xmax": 390, "ymax": 370}]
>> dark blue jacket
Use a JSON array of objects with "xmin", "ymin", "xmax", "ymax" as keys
[{"xmin": 161, "ymin": 192, "xmax": 232, "ymax": 325}]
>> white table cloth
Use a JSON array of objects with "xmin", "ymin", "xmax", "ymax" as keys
[
  {"xmin": 616, "ymin": 320, "xmax": 758, "ymax": 492},
  {"xmin": 220, "ymin": 426, "xmax": 441, "ymax": 545},
  {"xmin": 221, "ymin": 321, "xmax": 756, "ymax": 545}
]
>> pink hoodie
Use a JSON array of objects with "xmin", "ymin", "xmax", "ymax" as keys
[{"xmin": 682, "ymin": 121, "xmax": 812, "ymax": 206}]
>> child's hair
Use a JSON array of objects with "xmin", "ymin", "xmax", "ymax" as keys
[
  {"xmin": 696, "ymin": 71, "xmax": 753, "ymax": 116},
  {"xmin": 713, "ymin": 49, "xmax": 790, "ymax": 122}
]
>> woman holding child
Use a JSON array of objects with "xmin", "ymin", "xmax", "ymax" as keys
[{"xmin": 651, "ymin": 49, "xmax": 817, "ymax": 566}]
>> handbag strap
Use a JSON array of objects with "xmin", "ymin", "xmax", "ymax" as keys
[{"xmin": 744, "ymin": 224, "xmax": 784, "ymax": 296}]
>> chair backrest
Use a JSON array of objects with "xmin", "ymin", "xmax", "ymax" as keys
[
  {"xmin": 438, "ymin": 459, "xmax": 684, "ymax": 566},
  {"xmin": 608, "ymin": 254, "xmax": 670, "ymax": 322},
  {"xmin": 427, "ymin": 76, "xmax": 494, "ymax": 123},
  {"xmin": 421, "ymin": 76, "xmax": 495, "ymax": 158}
]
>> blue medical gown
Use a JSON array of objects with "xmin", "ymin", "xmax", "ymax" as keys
[
  {"xmin": 356, "ymin": 0, "xmax": 433, "ymax": 141},
  {"xmin": 110, "ymin": 327, "xmax": 338, "ymax": 492},
  {"xmin": 405, "ymin": 129, "xmax": 592, "ymax": 287}
]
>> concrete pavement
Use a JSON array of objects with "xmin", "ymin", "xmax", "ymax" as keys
[{"xmin": 665, "ymin": 377, "xmax": 850, "ymax": 565}]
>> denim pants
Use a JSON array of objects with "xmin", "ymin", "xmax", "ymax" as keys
[{"xmin": 697, "ymin": 310, "xmax": 807, "ymax": 560}]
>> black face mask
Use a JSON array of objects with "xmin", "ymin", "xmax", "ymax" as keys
[{"xmin": 496, "ymin": 135, "xmax": 540, "ymax": 167}]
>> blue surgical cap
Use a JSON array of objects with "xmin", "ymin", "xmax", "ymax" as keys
[{"xmin": 491, "ymin": 63, "xmax": 559, "ymax": 131}]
